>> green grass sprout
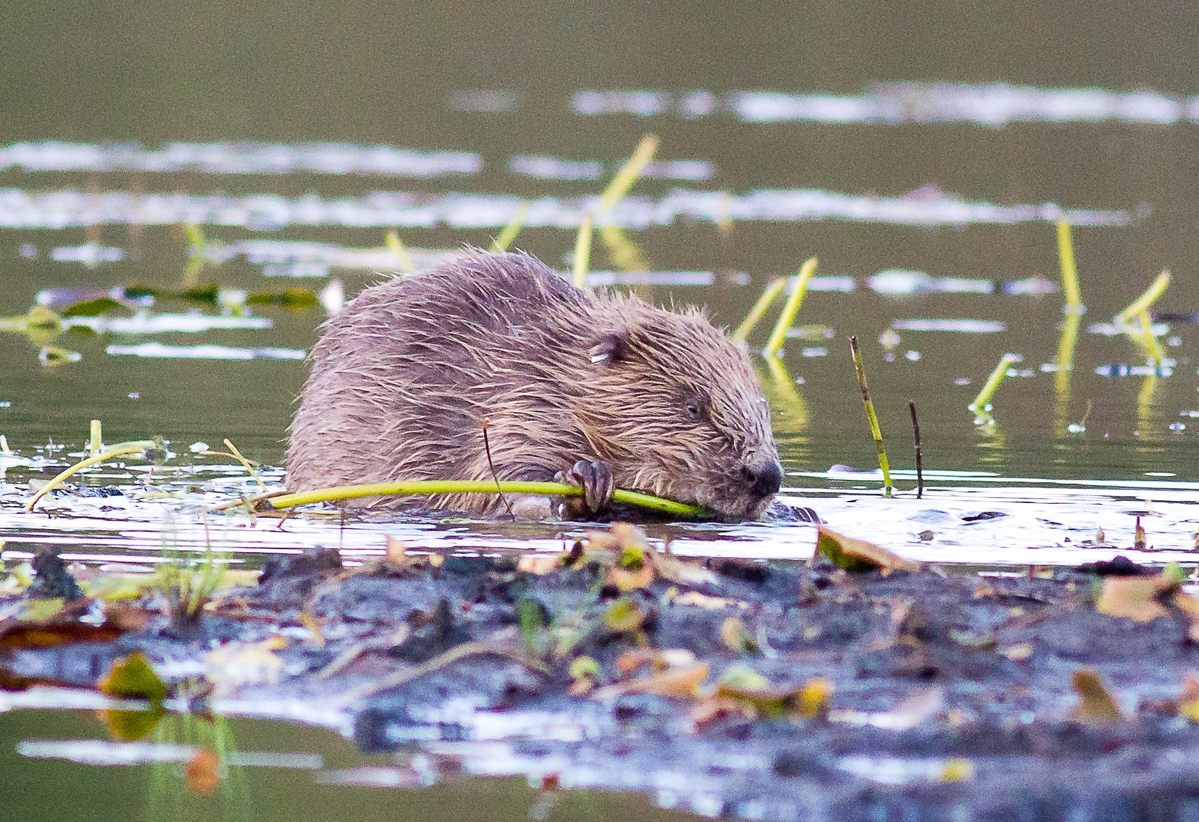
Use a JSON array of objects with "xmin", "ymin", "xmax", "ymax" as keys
[
  {"xmin": 1056, "ymin": 219, "xmax": 1084, "ymax": 313},
  {"xmin": 222, "ymin": 438, "xmax": 266, "ymax": 492},
  {"xmin": 764, "ymin": 258, "xmax": 819, "ymax": 357},
  {"xmin": 732, "ymin": 277, "xmax": 787, "ymax": 344},
  {"xmin": 491, "ymin": 202, "xmax": 531, "ymax": 252},
  {"xmin": 969, "ymin": 353, "xmax": 1022, "ymax": 414},
  {"xmin": 572, "ymin": 213, "xmax": 595, "ymax": 290},
  {"xmin": 1114, "ymin": 270, "xmax": 1171, "ymax": 328},
  {"xmin": 384, "ymin": 230, "xmax": 416, "ymax": 272},
  {"xmin": 599, "ymin": 135, "xmax": 659, "ymax": 213}
]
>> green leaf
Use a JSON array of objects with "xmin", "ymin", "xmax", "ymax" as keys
[{"xmin": 98, "ymin": 652, "xmax": 168, "ymax": 703}]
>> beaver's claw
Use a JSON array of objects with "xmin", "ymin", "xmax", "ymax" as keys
[{"xmin": 554, "ymin": 459, "xmax": 615, "ymax": 518}]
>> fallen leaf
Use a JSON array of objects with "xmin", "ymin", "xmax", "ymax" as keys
[
  {"xmin": 591, "ymin": 662, "xmax": 709, "ymax": 701},
  {"xmin": 830, "ymin": 686, "xmax": 943, "ymax": 730},
  {"xmin": 1096, "ymin": 574, "xmax": 1174, "ymax": 622},
  {"xmin": 815, "ymin": 526, "xmax": 922, "ymax": 573},
  {"xmin": 604, "ymin": 599, "xmax": 647, "ymax": 634},
  {"xmin": 669, "ymin": 591, "xmax": 742, "ymax": 610},
  {"xmin": 517, "ymin": 554, "xmax": 561, "ymax": 575},
  {"xmin": 720, "ymin": 617, "xmax": 761, "ymax": 655},
  {"xmin": 1072, "ymin": 668, "xmax": 1125, "ymax": 724},
  {"xmin": 98, "ymin": 652, "xmax": 169, "ymax": 703},
  {"xmin": 385, "ymin": 535, "xmax": 407, "ymax": 562}
]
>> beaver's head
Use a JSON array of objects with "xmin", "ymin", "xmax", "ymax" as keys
[{"xmin": 576, "ymin": 295, "xmax": 783, "ymax": 521}]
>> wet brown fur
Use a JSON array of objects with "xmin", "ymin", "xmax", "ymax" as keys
[{"xmin": 286, "ymin": 250, "xmax": 781, "ymax": 520}]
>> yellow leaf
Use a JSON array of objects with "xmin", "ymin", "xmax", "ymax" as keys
[
  {"xmin": 1095, "ymin": 576, "xmax": 1170, "ymax": 622},
  {"xmin": 592, "ymin": 662, "xmax": 709, "ymax": 701}
]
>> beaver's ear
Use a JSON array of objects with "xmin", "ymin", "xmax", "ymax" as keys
[{"xmin": 589, "ymin": 329, "xmax": 631, "ymax": 367}]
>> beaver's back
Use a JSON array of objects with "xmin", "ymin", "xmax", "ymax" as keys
[{"xmin": 286, "ymin": 251, "xmax": 594, "ymax": 499}]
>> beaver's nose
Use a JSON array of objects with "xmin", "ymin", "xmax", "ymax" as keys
[{"xmin": 743, "ymin": 460, "xmax": 783, "ymax": 497}]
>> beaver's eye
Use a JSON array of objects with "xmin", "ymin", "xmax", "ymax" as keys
[{"xmin": 684, "ymin": 400, "xmax": 706, "ymax": 421}]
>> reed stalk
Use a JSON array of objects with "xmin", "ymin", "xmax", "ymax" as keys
[
  {"xmin": 849, "ymin": 336, "xmax": 892, "ymax": 498},
  {"xmin": 384, "ymin": 230, "xmax": 415, "ymax": 272},
  {"xmin": 572, "ymin": 213, "xmax": 595, "ymax": 290},
  {"xmin": 26, "ymin": 441, "xmax": 157, "ymax": 512},
  {"xmin": 1055, "ymin": 219, "xmax": 1083, "ymax": 313},
  {"xmin": 599, "ymin": 135, "xmax": 659, "ymax": 213}
]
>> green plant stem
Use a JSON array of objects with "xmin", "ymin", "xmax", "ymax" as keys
[
  {"xmin": 849, "ymin": 336, "xmax": 892, "ymax": 498},
  {"xmin": 1055, "ymin": 219, "xmax": 1083, "ymax": 312},
  {"xmin": 572, "ymin": 213, "xmax": 594, "ymax": 290},
  {"xmin": 268, "ymin": 480, "xmax": 706, "ymax": 518},
  {"xmin": 969, "ymin": 353, "xmax": 1021, "ymax": 412},
  {"xmin": 89, "ymin": 419, "xmax": 102, "ymax": 456},
  {"xmin": 763, "ymin": 258, "xmax": 819, "ymax": 357},
  {"xmin": 491, "ymin": 203, "xmax": 530, "ymax": 252},
  {"xmin": 731, "ymin": 278, "xmax": 787, "ymax": 344},
  {"xmin": 1114, "ymin": 270, "xmax": 1171, "ymax": 327},
  {"xmin": 26, "ymin": 441, "xmax": 156, "ymax": 512}
]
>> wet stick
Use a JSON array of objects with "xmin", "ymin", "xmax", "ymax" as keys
[
  {"xmin": 572, "ymin": 213, "xmax": 594, "ymax": 290},
  {"xmin": 764, "ymin": 258, "xmax": 819, "ymax": 357},
  {"xmin": 909, "ymin": 402, "xmax": 924, "ymax": 499},
  {"xmin": 1055, "ymin": 219, "xmax": 1083, "ymax": 313},
  {"xmin": 732, "ymin": 277, "xmax": 787, "ymax": 344},
  {"xmin": 491, "ymin": 202, "xmax": 530, "ymax": 253},
  {"xmin": 848, "ymin": 336, "xmax": 892, "ymax": 498},
  {"xmin": 969, "ymin": 353, "xmax": 1021, "ymax": 414},
  {"xmin": 269, "ymin": 480, "xmax": 706, "ymax": 518},
  {"xmin": 26, "ymin": 440, "xmax": 156, "ymax": 512},
  {"xmin": 481, "ymin": 418, "xmax": 514, "ymax": 517}
]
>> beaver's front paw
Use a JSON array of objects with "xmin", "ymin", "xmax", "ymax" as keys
[{"xmin": 554, "ymin": 459, "xmax": 615, "ymax": 518}]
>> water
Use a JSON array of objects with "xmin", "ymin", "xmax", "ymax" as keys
[{"xmin": 5, "ymin": 2, "xmax": 1199, "ymax": 818}]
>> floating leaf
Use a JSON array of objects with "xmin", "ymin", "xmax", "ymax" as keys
[
  {"xmin": 1072, "ymin": 669, "xmax": 1124, "ymax": 724},
  {"xmin": 815, "ymin": 526, "xmax": 921, "ymax": 573},
  {"xmin": 98, "ymin": 652, "xmax": 168, "ymax": 703}
]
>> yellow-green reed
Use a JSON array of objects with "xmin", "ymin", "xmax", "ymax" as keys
[
  {"xmin": 89, "ymin": 419, "xmax": 102, "ymax": 456},
  {"xmin": 26, "ymin": 440, "xmax": 157, "ymax": 512},
  {"xmin": 764, "ymin": 257, "xmax": 819, "ymax": 357},
  {"xmin": 599, "ymin": 135, "xmax": 659, "ymax": 213},
  {"xmin": 223, "ymin": 438, "xmax": 266, "ymax": 492},
  {"xmin": 384, "ymin": 230, "xmax": 415, "ymax": 272},
  {"xmin": 848, "ymin": 336, "xmax": 892, "ymax": 497},
  {"xmin": 269, "ymin": 479, "xmax": 705, "ymax": 518},
  {"xmin": 1055, "ymin": 219, "xmax": 1083, "ymax": 312},
  {"xmin": 1114, "ymin": 270, "xmax": 1171, "ymax": 328},
  {"xmin": 969, "ymin": 353, "xmax": 1021, "ymax": 413},
  {"xmin": 732, "ymin": 277, "xmax": 787, "ymax": 344},
  {"xmin": 572, "ymin": 213, "xmax": 595, "ymax": 290},
  {"xmin": 491, "ymin": 202, "xmax": 531, "ymax": 252}
]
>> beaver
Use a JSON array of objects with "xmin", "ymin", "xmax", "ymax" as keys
[{"xmin": 286, "ymin": 250, "xmax": 783, "ymax": 521}]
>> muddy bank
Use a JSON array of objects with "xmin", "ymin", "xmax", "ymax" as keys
[{"xmin": 5, "ymin": 532, "xmax": 1199, "ymax": 820}]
